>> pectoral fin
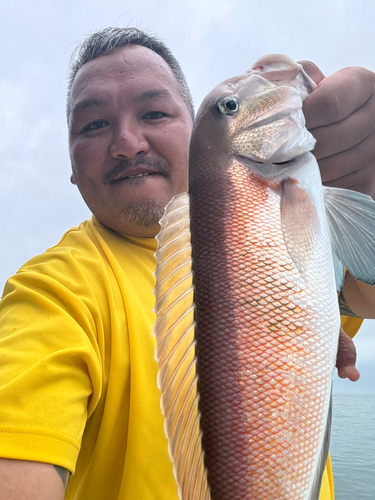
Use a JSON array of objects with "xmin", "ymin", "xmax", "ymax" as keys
[
  {"xmin": 281, "ymin": 177, "xmax": 320, "ymax": 271},
  {"xmin": 324, "ymin": 186, "xmax": 375, "ymax": 287},
  {"xmin": 332, "ymin": 249, "xmax": 345, "ymax": 293}
]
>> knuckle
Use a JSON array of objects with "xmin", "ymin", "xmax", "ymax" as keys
[
  {"xmin": 319, "ymin": 90, "xmax": 341, "ymax": 121},
  {"xmin": 345, "ymin": 65, "xmax": 375, "ymax": 85}
]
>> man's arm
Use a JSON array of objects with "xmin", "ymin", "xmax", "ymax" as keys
[
  {"xmin": 340, "ymin": 272, "xmax": 375, "ymax": 319},
  {"xmin": 336, "ymin": 327, "xmax": 360, "ymax": 381},
  {"xmin": 0, "ymin": 459, "xmax": 69, "ymax": 500}
]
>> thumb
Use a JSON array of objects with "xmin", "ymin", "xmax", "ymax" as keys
[
  {"xmin": 336, "ymin": 327, "xmax": 360, "ymax": 382},
  {"xmin": 298, "ymin": 60, "xmax": 326, "ymax": 86}
]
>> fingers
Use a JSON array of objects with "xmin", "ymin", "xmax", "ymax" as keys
[
  {"xmin": 310, "ymin": 96, "xmax": 375, "ymax": 160},
  {"xmin": 337, "ymin": 364, "xmax": 360, "ymax": 382},
  {"xmin": 317, "ymin": 130, "xmax": 375, "ymax": 192},
  {"xmin": 323, "ymin": 167, "xmax": 375, "ymax": 199},
  {"xmin": 336, "ymin": 327, "xmax": 360, "ymax": 382},
  {"xmin": 303, "ymin": 66, "xmax": 375, "ymax": 129},
  {"xmin": 300, "ymin": 64, "xmax": 375, "ymax": 199}
]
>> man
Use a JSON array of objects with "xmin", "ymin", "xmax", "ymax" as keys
[{"xmin": 0, "ymin": 27, "xmax": 373, "ymax": 500}]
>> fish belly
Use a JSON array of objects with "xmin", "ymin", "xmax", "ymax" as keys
[{"xmin": 190, "ymin": 159, "xmax": 339, "ymax": 500}]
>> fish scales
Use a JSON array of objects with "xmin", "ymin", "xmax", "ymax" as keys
[
  {"xmin": 153, "ymin": 55, "xmax": 343, "ymax": 500},
  {"xmin": 189, "ymin": 152, "xmax": 337, "ymax": 499}
]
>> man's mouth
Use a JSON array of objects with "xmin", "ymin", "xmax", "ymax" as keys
[
  {"xmin": 103, "ymin": 156, "xmax": 171, "ymax": 185},
  {"xmin": 126, "ymin": 172, "xmax": 152, "ymax": 179},
  {"xmin": 120, "ymin": 170, "xmax": 157, "ymax": 180},
  {"xmin": 113, "ymin": 169, "xmax": 160, "ymax": 185}
]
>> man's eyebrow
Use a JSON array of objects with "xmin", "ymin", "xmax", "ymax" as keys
[
  {"xmin": 136, "ymin": 89, "xmax": 172, "ymax": 102},
  {"xmin": 72, "ymin": 98, "xmax": 108, "ymax": 114}
]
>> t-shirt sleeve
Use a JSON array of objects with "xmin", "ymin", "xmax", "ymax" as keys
[
  {"xmin": 0, "ymin": 251, "xmax": 102, "ymax": 474},
  {"xmin": 340, "ymin": 314, "xmax": 364, "ymax": 339}
]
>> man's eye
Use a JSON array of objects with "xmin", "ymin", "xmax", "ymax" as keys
[
  {"xmin": 84, "ymin": 120, "xmax": 108, "ymax": 132},
  {"xmin": 143, "ymin": 111, "xmax": 166, "ymax": 120}
]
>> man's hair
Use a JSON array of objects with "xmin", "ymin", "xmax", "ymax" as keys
[{"xmin": 66, "ymin": 26, "xmax": 194, "ymax": 121}]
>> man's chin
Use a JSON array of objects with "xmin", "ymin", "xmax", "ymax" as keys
[
  {"xmin": 94, "ymin": 199, "xmax": 168, "ymax": 238},
  {"xmin": 125, "ymin": 199, "xmax": 166, "ymax": 229}
]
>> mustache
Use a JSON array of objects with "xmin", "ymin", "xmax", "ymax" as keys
[{"xmin": 103, "ymin": 155, "xmax": 171, "ymax": 185}]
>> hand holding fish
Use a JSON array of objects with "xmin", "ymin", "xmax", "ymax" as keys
[
  {"xmin": 301, "ymin": 61, "xmax": 375, "ymax": 199},
  {"xmin": 302, "ymin": 61, "xmax": 375, "ymax": 319},
  {"xmin": 336, "ymin": 327, "xmax": 360, "ymax": 382}
]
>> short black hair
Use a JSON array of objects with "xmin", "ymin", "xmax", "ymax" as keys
[{"xmin": 66, "ymin": 26, "xmax": 194, "ymax": 121}]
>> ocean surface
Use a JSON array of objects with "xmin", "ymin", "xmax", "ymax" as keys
[{"xmin": 331, "ymin": 394, "xmax": 375, "ymax": 499}]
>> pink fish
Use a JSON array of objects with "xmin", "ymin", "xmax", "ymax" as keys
[{"xmin": 153, "ymin": 55, "xmax": 375, "ymax": 500}]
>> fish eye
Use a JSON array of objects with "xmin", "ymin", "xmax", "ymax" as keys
[{"xmin": 217, "ymin": 96, "xmax": 239, "ymax": 115}]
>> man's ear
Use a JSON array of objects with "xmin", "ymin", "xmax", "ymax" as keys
[{"xmin": 70, "ymin": 173, "xmax": 76, "ymax": 185}]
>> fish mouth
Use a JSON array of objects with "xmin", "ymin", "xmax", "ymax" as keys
[
  {"xmin": 235, "ymin": 152, "xmax": 310, "ymax": 179},
  {"xmin": 252, "ymin": 158, "xmax": 294, "ymax": 166},
  {"xmin": 236, "ymin": 154, "xmax": 300, "ymax": 167}
]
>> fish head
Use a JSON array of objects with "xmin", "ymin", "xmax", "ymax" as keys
[{"xmin": 190, "ymin": 55, "xmax": 316, "ymax": 177}]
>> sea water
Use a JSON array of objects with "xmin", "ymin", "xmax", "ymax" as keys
[{"xmin": 331, "ymin": 394, "xmax": 375, "ymax": 499}]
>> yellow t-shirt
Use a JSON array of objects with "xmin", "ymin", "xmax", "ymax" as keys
[
  {"xmin": 0, "ymin": 216, "xmax": 363, "ymax": 499},
  {"xmin": 0, "ymin": 217, "xmax": 179, "ymax": 499}
]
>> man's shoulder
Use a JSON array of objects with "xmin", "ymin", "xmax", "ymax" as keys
[
  {"xmin": 3, "ymin": 219, "xmax": 107, "ymax": 296},
  {"xmin": 46, "ymin": 218, "xmax": 98, "ymax": 253},
  {"xmin": 18, "ymin": 219, "xmax": 98, "ymax": 270},
  {"xmin": 2, "ymin": 217, "xmax": 156, "ymax": 302},
  {"xmin": 1, "ymin": 218, "xmax": 122, "ymax": 310}
]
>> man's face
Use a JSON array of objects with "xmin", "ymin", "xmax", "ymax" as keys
[{"xmin": 68, "ymin": 45, "xmax": 193, "ymax": 237}]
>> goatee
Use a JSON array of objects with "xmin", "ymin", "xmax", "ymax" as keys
[{"xmin": 125, "ymin": 199, "xmax": 166, "ymax": 229}]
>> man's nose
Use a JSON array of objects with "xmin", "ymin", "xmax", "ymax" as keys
[{"xmin": 110, "ymin": 122, "xmax": 150, "ymax": 159}]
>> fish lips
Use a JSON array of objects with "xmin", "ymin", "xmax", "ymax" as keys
[{"xmin": 235, "ymin": 151, "xmax": 312, "ymax": 179}]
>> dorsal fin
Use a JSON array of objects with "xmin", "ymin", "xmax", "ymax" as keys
[{"xmin": 153, "ymin": 192, "xmax": 211, "ymax": 500}]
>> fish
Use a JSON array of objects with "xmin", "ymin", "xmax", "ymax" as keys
[{"xmin": 152, "ymin": 55, "xmax": 375, "ymax": 500}]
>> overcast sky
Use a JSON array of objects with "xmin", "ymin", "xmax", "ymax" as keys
[{"xmin": 1, "ymin": 0, "xmax": 374, "ymax": 396}]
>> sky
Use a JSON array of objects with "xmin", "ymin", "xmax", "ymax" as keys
[{"xmin": 0, "ymin": 0, "xmax": 374, "ymax": 396}]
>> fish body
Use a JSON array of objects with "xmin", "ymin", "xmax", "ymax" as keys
[
  {"xmin": 189, "ymin": 57, "xmax": 338, "ymax": 500},
  {"xmin": 153, "ymin": 55, "xmax": 375, "ymax": 500},
  {"xmin": 189, "ymin": 164, "xmax": 337, "ymax": 500}
]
